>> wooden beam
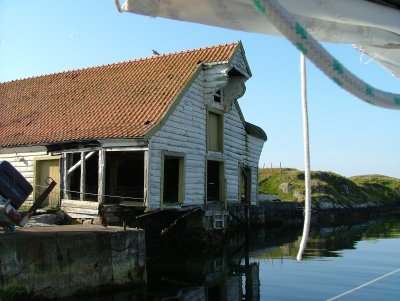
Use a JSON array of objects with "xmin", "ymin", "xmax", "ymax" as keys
[
  {"xmin": 80, "ymin": 151, "xmax": 86, "ymax": 201},
  {"xmin": 63, "ymin": 153, "xmax": 73, "ymax": 199},
  {"xmin": 144, "ymin": 150, "xmax": 149, "ymax": 208},
  {"xmin": 98, "ymin": 150, "xmax": 105, "ymax": 204},
  {"xmin": 67, "ymin": 151, "xmax": 95, "ymax": 175},
  {"xmin": 62, "ymin": 153, "xmax": 68, "ymax": 199}
]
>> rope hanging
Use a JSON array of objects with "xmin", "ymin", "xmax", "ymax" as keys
[
  {"xmin": 252, "ymin": 0, "xmax": 400, "ymax": 261},
  {"xmin": 296, "ymin": 53, "xmax": 312, "ymax": 261},
  {"xmin": 253, "ymin": 0, "xmax": 400, "ymax": 110}
]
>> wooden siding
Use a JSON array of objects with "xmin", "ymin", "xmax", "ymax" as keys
[
  {"xmin": 0, "ymin": 146, "xmax": 47, "ymax": 201},
  {"xmin": 247, "ymin": 135, "xmax": 265, "ymax": 203},
  {"xmin": 230, "ymin": 46, "xmax": 251, "ymax": 78},
  {"xmin": 148, "ymin": 50, "xmax": 264, "ymax": 209},
  {"xmin": 149, "ymin": 74, "xmax": 207, "ymax": 209}
]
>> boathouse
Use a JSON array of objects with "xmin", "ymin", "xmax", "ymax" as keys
[{"xmin": 0, "ymin": 42, "xmax": 267, "ymax": 226}]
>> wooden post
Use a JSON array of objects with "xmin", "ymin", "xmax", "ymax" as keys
[
  {"xmin": 98, "ymin": 150, "xmax": 106, "ymax": 204},
  {"xmin": 143, "ymin": 150, "xmax": 149, "ymax": 208},
  {"xmin": 64, "ymin": 153, "xmax": 73, "ymax": 199},
  {"xmin": 80, "ymin": 151, "xmax": 86, "ymax": 201},
  {"xmin": 62, "ymin": 153, "xmax": 68, "ymax": 200}
]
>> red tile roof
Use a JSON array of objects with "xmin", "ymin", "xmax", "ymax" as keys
[{"xmin": 0, "ymin": 43, "xmax": 240, "ymax": 147}]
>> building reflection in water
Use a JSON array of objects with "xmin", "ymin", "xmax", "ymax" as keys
[
  {"xmin": 65, "ymin": 216, "xmax": 400, "ymax": 301},
  {"xmin": 146, "ymin": 240, "xmax": 261, "ymax": 301}
]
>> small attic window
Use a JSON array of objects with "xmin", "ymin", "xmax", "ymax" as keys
[{"xmin": 213, "ymin": 89, "xmax": 222, "ymax": 103}]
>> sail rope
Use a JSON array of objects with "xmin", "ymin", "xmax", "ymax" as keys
[
  {"xmin": 252, "ymin": 0, "xmax": 400, "ymax": 261},
  {"xmin": 253, "ymin": 0, "xmax": 400, "ymax": 110},
  {"xmin": 326, "ymin": 267, "xmax": 400, "ymax": 300},
  {"xmin": 297, "ymin": 53, "xmax": 312, "ymax": 261}
]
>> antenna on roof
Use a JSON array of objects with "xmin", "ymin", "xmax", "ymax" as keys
[{"xmin": 152, "ymin": 49, "xmax": 160, "ymax": 56}]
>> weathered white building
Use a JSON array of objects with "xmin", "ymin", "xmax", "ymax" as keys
[{"xmin": 0, "ymin": 42, "xmax": 266, "ymax": 223}]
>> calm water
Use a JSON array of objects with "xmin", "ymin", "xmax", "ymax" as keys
[{"xmin": 72, "ymin": 215, "xmax": 400, "ymax": 301}]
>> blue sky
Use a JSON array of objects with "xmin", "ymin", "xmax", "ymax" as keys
[{"xmin": 1, "ymin": 0, "xmax": 399, "ymax": 178}]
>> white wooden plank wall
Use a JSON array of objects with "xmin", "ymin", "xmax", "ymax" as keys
[
  {"xmin": 148, "ymin": 50, "xmax": 265, "ymax": 209},
  {"xmin": 247, "ymin": 136, "xmax": 265, "ymax": 203},
  {"xmin": 0, "ymin": 148, "xmax": 47, "ymax": 201},
  {"xmin": 230, "ymin": 48, "xmax": 250, "ymax": 78},
  {"xmin": 224, "ymin": 106, "xmax": 246, "ymax": 203},
  {"xmin": 148, "ymin": 74, "xmax": 207, "ymax": 209}
]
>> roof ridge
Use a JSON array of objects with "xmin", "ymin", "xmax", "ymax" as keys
[{"xmin": 0, "ymin": 42, "xmax": 240, "ymax": 85}]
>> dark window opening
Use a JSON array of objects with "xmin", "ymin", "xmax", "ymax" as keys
[
  {"xmin": 240, "ymin": 166, "xmax": 251, "ymax": 204},
  {"xmin": 163, "ymin": 157, "xmax": 179, "ymax": 203},
  {"xmin": 213, "ymin": 89, "xmax": 222, "ymax": 103},
  {"xmin": 84, "ymin": 152, "xmax": 98, "ymax": 201},
  {"xmin": 163, "ymin": 156, "xmax": 184, "ymax": 204},
  {"xmin": 105, "ymin": 151, "xmax": 144, "ymax": 204},
  {"xmin": 68, "ymin": 152, "xmax": 99, "ymax": 201},
  {"xmin": 207, "ymin": 160, "xmax": 222, "ymax": 203},
  {"xmin": 69, "ymin": 153, "xmax": 81, "ymax": 200}
]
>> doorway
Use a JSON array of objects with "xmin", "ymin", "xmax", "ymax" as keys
[
  {"xmin": 34, "ymin": 157, "xmax": 61, "ymax": 208},
  {"xmin": 207, "ymin": 160, "xmax": 224, "ymax": 203}
]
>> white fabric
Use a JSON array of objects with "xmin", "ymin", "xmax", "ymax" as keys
[{"xmin": 117, "ymin": 0, "xmax": 400, "ymax": 78}]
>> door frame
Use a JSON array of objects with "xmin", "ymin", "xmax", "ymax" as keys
[
  {"xmin": 34, "ymin": 155, "xmax": 61, "ymax": 207},
  {"xmin": 160, "ymin": 151, "xmax": 186, "ymax": 208},
  {"xmin": 205, "ymin": 157, "xmax": 226, "ymax": 206},
  {"xmin": 239, "ymin": 164, "xmax": 252, "ymax": 204}
]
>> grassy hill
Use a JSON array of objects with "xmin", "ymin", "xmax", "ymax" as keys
[{"xmin": 258, "ymin": 168, "xmax": 400, "ymax": 209}]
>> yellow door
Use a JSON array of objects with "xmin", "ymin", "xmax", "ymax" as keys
[{"xmin": 35, "ymin": 158, "xmax": 60, "ymax": 208}]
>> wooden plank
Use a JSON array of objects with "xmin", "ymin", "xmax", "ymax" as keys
[
  {"xmin": 62, "ymin": 154, "xmax": 68, "ymax": 199},
  {"xmin": 143, "ymin": 150, "xmax": 149, "ymax": 208},
  {"xmin": 80, "ymin": 152, "xmax": 86, "ymax": 202},
  {"xmin": 67, "ymin": 151, "xmax": 95, "ymax": 175},
  {"xmin": 61, "ymin": 199, "xmax": 99, "ymax": 210},
  {"xmin": 98, "ymin": 150, "xmax": 105, "ymax": 204}
]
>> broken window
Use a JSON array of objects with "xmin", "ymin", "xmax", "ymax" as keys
[
  {"xmin": 65, "ymin": 151, "xmax": 98, "ymax": 202},
  {"xmin": 105, "ymin": 151, "xmax": 145, "ymax": 204},
  {"xmin": 163, "ymin": 155, "xmax": 184, "ymax": 204},
  {"xmin": 213, "ymin": 89, "xmax": 222, "ymax": 103},
  {"xmin": 240, "ymin": 165, "xmax": 252, "ymax": 204},
  {"xmin": 207, "ymin": 160, "xmax": 224, "ymax": 203},
  {"xmin": 85, "ymin": 152, "xmax": 99, "ymax": 201},
  {"xmin": 69, "ymin": 153, "xmax": 81, "ymax": 200}
]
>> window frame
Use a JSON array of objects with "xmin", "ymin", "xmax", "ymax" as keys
[
  {"xmin": 205, "ymin": 157, "xmax": 226, "ymax": 205},
  {"xmin": 161, "ymin": 152, "xmax": 186, "ymax": 207},
  {"xmin": 207, "ymin": 108, "xmax": 224, "ymax": 153},
  {"xmin": 239, "ymin": 164, "xmax": 252, "ymax": 204}
]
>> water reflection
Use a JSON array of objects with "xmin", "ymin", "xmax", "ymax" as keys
[
  {"xmin": 69, "ymin": 215, "xmax": 400, "ymax": 301},
  {"xmin": 147, "ymin": 248, "xmax": 260, "ymax": 300},
  {"xmin": 250, "ymin": 216, "xmax": 400, "ymax": 259}
]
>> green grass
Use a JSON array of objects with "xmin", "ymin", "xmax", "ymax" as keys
[
  {"xmin": 258, "ymin": 168, "xmax": 400, "ymax": 209},
  {"xmin": 351, "ymin": 175, "xmax": 400, "ymax": 205}
]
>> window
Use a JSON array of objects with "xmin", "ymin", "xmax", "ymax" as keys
[
  {"xmin": 207, "ymin": 111, "xmax": 223, "ymax": 152},
  {"xmin": 213, "ymin": 89, "xmax": 222, "ymax": 103},
  {"xmin": 207, "ymin": 160, "xmax": 224, "ymax": 203},
  {"xmin": 105, "ymin": 151, "xmax": 145, "ymax": 204},
  {"xmin": 240, "ymin": 166, "xmax": 252, "ymax": 204},
  {"xmin": 163, "ymin": 155, "xmax": 184, "ymax": 204},
  {"xmin": 65, "ymin": 151, "xmax": 98, "ymax": 202}
]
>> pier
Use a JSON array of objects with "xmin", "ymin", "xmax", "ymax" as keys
[{"xmin": 0, "ymin": 225, "xmax": 146, "ymax": 300}]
